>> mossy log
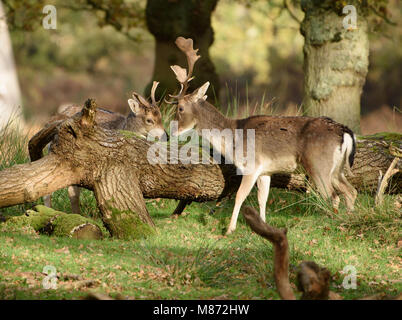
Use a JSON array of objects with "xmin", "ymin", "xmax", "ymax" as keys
[
  {"xmin": 0, "ymin": 100, "xmax": 400, "ymax": 239},
  {"xmin": 0, "ymin": 205, "xmax": 105, "ymax": 239}
]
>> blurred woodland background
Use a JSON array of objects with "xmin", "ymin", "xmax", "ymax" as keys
[{"xmin": 1, "ymin": 0, "xmax": 401, "ymax": 134}]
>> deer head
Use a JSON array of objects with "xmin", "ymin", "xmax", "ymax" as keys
[
  {"xmin": 167, "ymin": 37, "xmax": 211, "ymax": 136},
  {"xmin": 127, "ymin": 81, "xmax": 167, "ymax": 140}
]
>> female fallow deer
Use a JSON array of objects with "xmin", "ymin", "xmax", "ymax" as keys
[
  {"xmin": 168, "ymin": 37, "xmax": 357, "ymax": 235},
  {"xmin": 43, "ymin": 82, "xmax": 167, "ymax": 214}
]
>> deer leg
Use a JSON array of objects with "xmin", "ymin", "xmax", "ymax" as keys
[
  {"xmin": 68, "ymin": 186, "xmax": 81, "ymax": 214},
  {"xmin": 311, "ymin": 173, "xmax": 339, "ymax": 209},
  {"xmin": 172, "ymin": 199, "xmax": 191, "ymax": 216},
  {"xmin": 43, "ymin": 144, "xmax": 53, "ymax": 208},
  {"xmin": 227, "ymin": 170, "xmax": 261, "ymax": 235},
  {"xmin": 257, "ymin": 175, "xmax": 271, "ymax": 222},
  {"xmin": 337, "ymin": 173, "xmax": 357, "ymax": 211},
  {"xmin": 43, "ymin": 194, "xmax": 52, "ymax": 208},
  {"xmin": 330, "ymin": 155, "xmax": 357, "ymax": 211}
]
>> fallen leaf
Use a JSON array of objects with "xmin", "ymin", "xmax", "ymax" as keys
[{"xmin": 55, "ymin": 247, "xmax": 70, "ymax": 254}]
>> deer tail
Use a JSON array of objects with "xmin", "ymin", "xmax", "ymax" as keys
[{"xmin": 341, "ymin": 130, "xmax": 356, "ymax": 176}]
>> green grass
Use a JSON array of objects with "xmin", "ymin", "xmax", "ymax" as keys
[
  {"xmin": 0, "ymin": 119, "xmax": 401, "ymax": 300},
  {"xmin": 0, "ymin": 187, "xmax": 400, "ymax": 300}
]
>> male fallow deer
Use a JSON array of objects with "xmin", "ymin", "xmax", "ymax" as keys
[
  {"xmin": 44, "ymin": 82, "xmax": 167, "ymax": 214},
  {"xmin": 168, "ymin": 37, "xmax": 357, "ymax": 235}
]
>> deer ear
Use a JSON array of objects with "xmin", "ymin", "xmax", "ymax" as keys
[
  {"xmin": 128, "ymin": 97, "xmax": 142, "ymax": 114},
  {"xmin": 193, "ymin": 82, "xmax": 210, "ymax": 101}
]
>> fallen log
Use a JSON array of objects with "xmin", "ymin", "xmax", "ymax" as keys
[
  {"xmin": 0, "ymin": 99, "xmax": 400, "ymax": 239},
  {"xmin": 1, "ymin": 99, "xmax": 243, "ymax": 239},
  {"xmin": 351, "ymin": 133, "xmax": 401, "ymax": 193},
  {"xmin": 0, "ymin": 205, "xmax": 105, "ymax": 239}
]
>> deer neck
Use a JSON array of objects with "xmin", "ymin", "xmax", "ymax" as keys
[
  {"xmin": 195, "ymin": 101, "xmax": 239, "ymax": 160},
  {"xmin": 124, "ymin": 113, "xmax": 144, "ymax": 134},
  {"xmin": 196, "ymin": 101, "xmax": 235, "ymax": 132}
]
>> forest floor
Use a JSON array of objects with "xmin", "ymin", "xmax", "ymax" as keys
[{"xmin": 0, "ymin": 187, "xmax": 400, "ymax": 300}]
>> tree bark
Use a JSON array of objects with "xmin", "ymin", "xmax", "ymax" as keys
[
  {"xmin": 300, "ymin": 0, "xmax": 369, "ymax": 133},
  {"xmin": 145, "ymin": 0, "xmax": 220, "ymax": 101},
  {"xmin": 0, "ymin": 101, "xmax": 400, "ymax": 239},
  {"xmin": 0, "ymin": 154, "xmax": 78, "ymax": 208},
  {"xmin": 350, "ymin": 133, "xmax": 401, "ymax": 193}
]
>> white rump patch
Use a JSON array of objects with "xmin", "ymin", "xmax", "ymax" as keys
[
  {"xmin": 342, "ymin": 133, "xmax": 354, "ymax": 158},
  {"xmin": 331, "ymin": 133, "xmax": 354, "ymax": 176}
]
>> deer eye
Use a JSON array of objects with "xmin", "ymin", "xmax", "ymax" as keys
[
  {"xmin": 178, "ymin": 106, "xmax": 184, "ymax": 113},
  {"xmin": 146, "ymin": 118, "xmax": 154, "ymax": 125}
]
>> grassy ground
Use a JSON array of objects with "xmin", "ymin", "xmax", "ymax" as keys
[
  {"xmin": 0, "ymin": 121, "xmax": 401, "ymax": 300},
  {"xmin": 1, "ymin": 188, "xmax": 401, "ymax": 300}
]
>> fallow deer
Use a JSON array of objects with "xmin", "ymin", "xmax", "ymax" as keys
[
  {"xmin": 168, "ymin": 37, "xmax": 357, "ymax": 235},
  {"xmin": 44, "ymin": 82, "xmax": 167, "ymax": 214}
]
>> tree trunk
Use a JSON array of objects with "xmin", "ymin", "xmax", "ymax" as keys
[
  {"xmin": 300, "ymin": 0, "xmax": 369, "ymax": 133},
  {"xmin": 145, "ymin": 0, "xmax": 220, "ymax": 101},
  {"xmin": 0, "ymin": 1, "xmax": 23, "ymax": 129},
  {"xmin": 0, "ymin": 154, "xmax": 78, "ymax": 207},
  {"xmin": 0, "ymin": 101, "xmax": 400, "ymax": 239}
]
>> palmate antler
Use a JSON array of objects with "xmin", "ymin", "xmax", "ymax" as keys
[{"xmin": 166, "ymin": 37, "xmax": 201, "ymax": 103}]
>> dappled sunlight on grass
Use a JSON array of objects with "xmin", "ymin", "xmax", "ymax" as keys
[{"xmin": 1, "ymin": 188, "xmax": 400, "ymax": 299}]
